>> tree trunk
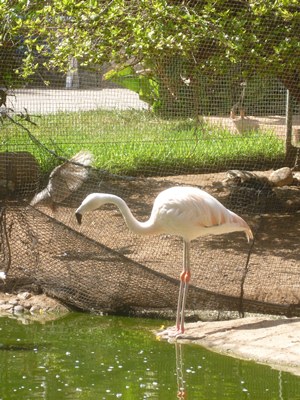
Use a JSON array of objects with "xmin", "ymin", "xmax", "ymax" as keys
[{"xmin": 278, "ymin": 72, "xmax": 300, "ymax": 106}]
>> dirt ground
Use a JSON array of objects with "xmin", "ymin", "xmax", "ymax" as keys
[
  {"xmin": 8, "ymin": 168, "xmax": 296, "ymax": 312},
  {"xmin": 51, "ymin": 170, "xmax": 300, "ymax": 312},
  {"xmin": 204, "ymin": 114, "xmax": 300, "ymax": 140}
]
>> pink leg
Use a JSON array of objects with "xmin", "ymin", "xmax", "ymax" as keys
[
  {"xmin": 176, "ymin": 241, "xmax": 191, "ymax": 334},
  {"xmin": 176, "ymin": 278, "xmax": 184, "ymax": 331}
]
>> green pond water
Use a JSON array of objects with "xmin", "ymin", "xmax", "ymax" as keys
[{"xmin": 0, "ymin": 313, "xmax": 300, "ymax": 400}]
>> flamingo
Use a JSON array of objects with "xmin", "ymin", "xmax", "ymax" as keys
[
  {"xmin": 0, "ymin": 271, "xmax": 6, "ymax": 282},
  {"xmin": 30, "ymin": 150, "xmax": 93, "ymax": 210},
  {"xmin": 75, "ymin": 186, "xmax": 253, "ymax": 336}
]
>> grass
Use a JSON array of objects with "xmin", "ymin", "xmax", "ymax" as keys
[{"xmin": 1, "ymin": 109, "xmax": 285, "ymax": 176}]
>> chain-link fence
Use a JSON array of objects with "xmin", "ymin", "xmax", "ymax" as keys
[{"xmin": 0, "ymin": 1, "xmax": 299, "ymax": 319}]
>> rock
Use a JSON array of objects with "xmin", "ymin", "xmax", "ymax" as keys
[
  {"xmin": 223, "ymin": 169, "xmax": 276, "ymax": 212},
  {"xmin": 223, "ymin": 170, "xmax": 259, "ymax": 186},
  {"xmin": 227, "ymin": 170, "xmax": 258, "ymax": 180},
  {"xmin": 0, "ymin": 303, "xmax": 13, "ymax": 312},
  {"xmin": 269, "ymin": 167, "xmax": 293, "ymax": 187},
  {"xmin": 14, "ymin": 305, "xmax": 25, "ymax": 313},
  {"xmin": 293, "ymin": 172, "xmax": 300, "ymax": 185},
  {"xmin": 30, "ymin": 305, "xmax": 41, "ymax": 314},
  {"xmin": 0, "ymin": 152, "xmax": 40, "ymax": 199},
  {"xmin": 17, "ymin": 291, "xmax": 32, "ymax": 300},
  {"xmin": 22, "ymin": 301, "xmax": 33, "ymax": 310},
  {"xmin": 8, "ymin": 299, "xmax": 19, "ymax": 306}
]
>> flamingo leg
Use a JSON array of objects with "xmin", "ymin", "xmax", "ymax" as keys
[
  {"xmin": 176, "ymin": 240, "xmax": 191, "ymax": 334},
  {"xmin": 176, "ymin": 280, "xmax": 184, "ymax": 331}
]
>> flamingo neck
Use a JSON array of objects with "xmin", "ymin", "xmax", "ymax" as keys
[{"xmin": 92, "ymin": 194, "xmax": 158, "ymax": 236}]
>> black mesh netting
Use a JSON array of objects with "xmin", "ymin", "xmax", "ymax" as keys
[
  {"xmin": 1, "ymin": 0, "xmax": 300, "ymax": 319},
  {"xmin": 0, "ymin": 166, "xmax": 299, "ymax": 318}
]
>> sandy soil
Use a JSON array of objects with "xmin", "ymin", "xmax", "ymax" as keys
[{"xmin": 204, "ymin": 115, "xmax": 300, "ymax": 140}]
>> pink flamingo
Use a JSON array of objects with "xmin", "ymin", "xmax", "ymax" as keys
[{"xmin": 75, "ymin": 186, "xmax": 253, "ymax": 335}]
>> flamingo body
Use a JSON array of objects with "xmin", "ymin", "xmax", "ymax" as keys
[
  {"xmin": 75, "ymin": 186, "xmax": 253, "ymax": 335},
  {"xmin": 147, "ymin": 186, "xmax": 252, "ymax": 242}
]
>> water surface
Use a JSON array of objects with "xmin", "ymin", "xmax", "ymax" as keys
[{"xmin": 0, "ymin": 313, "xmax": 299, "ymax": 399}]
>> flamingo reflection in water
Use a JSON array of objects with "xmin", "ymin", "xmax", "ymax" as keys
[{"xmin": 176, "ymin": 342, "xmax": 186, "ymax": 399}]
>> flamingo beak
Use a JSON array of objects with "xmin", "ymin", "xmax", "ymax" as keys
[{"xmin": 75, "ymin": 212, "xmax": 82, "ymax": 225}]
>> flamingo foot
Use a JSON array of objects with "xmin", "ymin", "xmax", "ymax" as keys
[
  {"xmin": 156, "ymin": 325, "xmax": 186, "ymax": 340},
  {"xmin": 177, "ymin": 390, "xmax": 187, "ymax": 399},
  {"xmin": 156, "ymin": 325, "xmax": 177, "ymax": 337}
]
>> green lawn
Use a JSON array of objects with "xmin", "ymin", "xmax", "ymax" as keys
[{"xmin": 1, "ymin": 109, "xmax": 285, "ymax": 176}]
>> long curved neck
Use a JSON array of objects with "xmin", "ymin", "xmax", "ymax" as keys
[{"xmin": 93, "ymin": 194, "xmax": 158, "ymax": 236}]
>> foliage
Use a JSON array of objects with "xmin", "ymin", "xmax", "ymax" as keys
[
  {"xmin": 1, "ymin": 2, "xmax": 299, "ymax": 81},
  {"xmin": 1, "ymin": 1, "xmax": 299, "ymax": 119},
  {"xmin": 104, "ymin": 66, "xmax": 159, "ymax": 107}
]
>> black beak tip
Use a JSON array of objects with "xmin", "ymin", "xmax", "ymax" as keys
[{"xmin": 75, "ymin": 212, "xmax": 82, "ymax": 225}]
